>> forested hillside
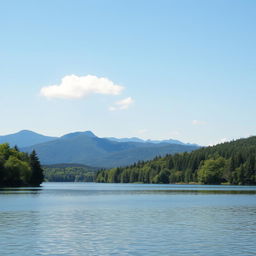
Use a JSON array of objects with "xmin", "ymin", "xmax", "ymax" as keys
[
  {"xmin": 96, "ymin": 136, "xmax": 256, "ymax": 185},
  {"xmin": 0, "ymin": 143, "xmax": 44, "ymax": 187},
  {"xmin": 43, "ymin": 165, "xmax": 97, "ymax": 182}
]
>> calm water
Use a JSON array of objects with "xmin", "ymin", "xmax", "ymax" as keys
[{"xmin": 0, "ymin": 183, "xmax": 256, "ymax": 256}]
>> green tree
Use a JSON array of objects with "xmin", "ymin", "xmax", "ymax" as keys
[
  {"xmin": 4, "ymin": 156, "xmax": 31, "ymax": 186},
  {"xmin": 197, "ymin": 157, "xmax": 227, "ymax": 184},
  {"xmin": 29, "ymin": 150, "xmax": 44, "ymax": 186},
  {"xmin": 96, "ymin": 136, "xmax": 256, "ymax": 185}
]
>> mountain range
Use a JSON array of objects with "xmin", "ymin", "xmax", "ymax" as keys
[
  {"xmin": 0, "ymin": 130, "xmax": 200, "ymax": 168},
  {"xmin": 104, "ymin": 136, "xmax": 197, "ymax": 146}
]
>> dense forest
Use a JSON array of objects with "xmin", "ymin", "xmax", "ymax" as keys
[
  {"xmin": 96, "ymin": 136, "xmax": 256, "ymax": 185},
  {"xmin": 0, "ymin": 143, "xmax": 44, "ymax": 187},
  {"xmin": 43, "ymin": 165, "xmax": 97, "ymax": 182}
]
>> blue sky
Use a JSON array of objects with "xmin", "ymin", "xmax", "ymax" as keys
[{"xmin": 0, "ymin": 0, "xmax": 256, "ymax": 145}]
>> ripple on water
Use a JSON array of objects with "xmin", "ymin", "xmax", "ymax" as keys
[{"xmin": 0, "ymin": 183, "xmax": 255, "ymax": 256}]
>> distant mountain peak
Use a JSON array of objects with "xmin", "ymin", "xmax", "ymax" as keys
[
  {"xmin": 61, "ymin": 130, "xmax": 96, "ymax": 140},
  {"xmin": 83, "ymin": 131, "xmax": 96, "ymax": 137},
  {"xmin": 0, "ymin": 130, "xmax": 57, "ymax": 148},
  {"xmin": 18, "ymin": 130, "xmax": 37, "ymax": 134}
]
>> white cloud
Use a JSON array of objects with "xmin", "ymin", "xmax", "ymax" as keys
[
  {"xmin": 116, "ymin": 97, "xmax": 134, "ymax": 109},
  {"xmin": 109, "ymin": 97, "xmax": 134, "ymax": 111},
  {"xmin": 192, "ymin": 120, "xmax": 207, "ymax": 125},
  {"xmin": 40, "ymin": 74, "xmax": 124, "ymax": 99}
]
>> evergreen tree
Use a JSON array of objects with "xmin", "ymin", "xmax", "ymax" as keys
[
  {"xmin": 29, "ymin": 150, "xmax": 44, "ymax": 186},
  {"xmin": 96, "ymin": 136, "xmax": 256, "ymax": 185}
]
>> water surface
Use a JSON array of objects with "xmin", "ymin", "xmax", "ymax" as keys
[{"xmin": 0, "ymin": 183, "xmax": 256, "ymax": 255}]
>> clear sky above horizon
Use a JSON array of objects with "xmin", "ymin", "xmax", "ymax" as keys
[{"xmin": 1, "ymin": 0, "xmax": 256, "ymax": 145}]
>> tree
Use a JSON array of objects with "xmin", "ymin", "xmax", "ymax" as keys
[
  {"xmin": 3, "ymin": 156, "xmax": 31, "ymax": 186},
  {"xmin": 0, "ymin": 154, "xmax": 5, "ymax": 185},
  {"xmin": 29, "ymin": 150, "xmax": 44, "ymax": 186},
  {"xmin": 197, "ymin": 157, "xmax": 227, "ymax": 184},
  {"xmin": 95, "ymin": 136, "xmax": 256, "ymax": 185}
]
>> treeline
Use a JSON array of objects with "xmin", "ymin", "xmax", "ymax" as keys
[
  {"xmin": 0, "ymin": 143, "xmax": 44, "ymax": 187},
  {"xmin": 43, "ymin": 166, "xmax": 97, "ymax": 182},
  {"xmin": 96, "ymin": 136, "xmax": 256, "ymax": 185}
]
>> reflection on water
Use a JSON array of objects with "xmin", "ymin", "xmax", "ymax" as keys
[
  {"xmin": 0, "ymin": 183, "xmax": 255, "ymax": 256},
  {"xmin": 0, "ymin": 187, "xmax": 42, "ymax": 195},
  {"xmin": 2, "ymin": 183, "xmax": 256, "ymax": 196}
]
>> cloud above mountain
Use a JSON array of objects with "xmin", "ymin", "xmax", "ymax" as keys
[
  {"xmin": 40, "ymin": 74, "xmax": 124, "ymax": 99},
  {"xmin": 109, "ymin": 97, "xmax": 134, "ymax": 111}
]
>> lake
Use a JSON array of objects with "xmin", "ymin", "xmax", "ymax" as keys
[{"xmin": 0, "ymin": 183, "xmax": 256, "ymax": 256}]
